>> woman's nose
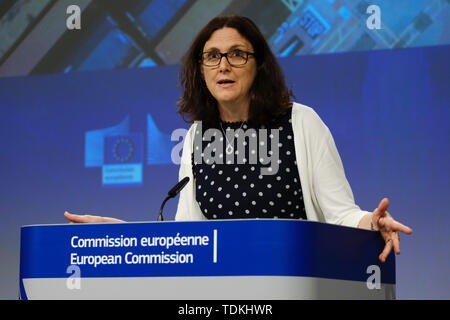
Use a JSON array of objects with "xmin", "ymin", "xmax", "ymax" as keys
[{"xmin": 218, "ymin": 56, "xmax": 231, "ymax": 72}]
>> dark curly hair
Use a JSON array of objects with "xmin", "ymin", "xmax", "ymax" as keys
[{"xmin": 177, "ymin": 15, "xmax": 294, "ymax": 128}]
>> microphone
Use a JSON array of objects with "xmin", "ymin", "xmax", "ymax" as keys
[{"xmin": 158, "ymin": 177, "xmax": 190, "ymax": 221}]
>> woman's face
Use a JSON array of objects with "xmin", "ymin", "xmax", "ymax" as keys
[{"xmin": 201, "ymin": 27, "xmax": 257, "ymax": 109}]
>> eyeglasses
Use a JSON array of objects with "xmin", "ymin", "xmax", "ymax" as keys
[{"xmin": 201, "ymin": 49, "xmax": 255, "ymax": 67}]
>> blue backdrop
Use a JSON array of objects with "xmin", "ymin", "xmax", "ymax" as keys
[{"xmin": 1, "ymin": 44, "xmax": 449, "ymax": 299}]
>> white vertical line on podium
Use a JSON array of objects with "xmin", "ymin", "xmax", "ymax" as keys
[{"xmin": 213, "ymin": 229, "xmax": 217, "ymax": 263}]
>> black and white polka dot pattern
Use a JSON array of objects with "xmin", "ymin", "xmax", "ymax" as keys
[{"xmin": 192, "ymin": 107, "xmax": 306, "ymax": 220}]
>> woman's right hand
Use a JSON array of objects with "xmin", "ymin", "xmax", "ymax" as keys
[{"xmin": 64, "ymin": 211, "xmax": 125, "ymax": 224}]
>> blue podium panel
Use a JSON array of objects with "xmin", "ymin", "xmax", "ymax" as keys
[{"xmin": 19, "ymin": 219, "xmax": 395, "ymax": 299}]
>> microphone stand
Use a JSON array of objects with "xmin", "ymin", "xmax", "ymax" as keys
[
  {"xmin": 158, "ymin": 196, "xmax": 171, "ymax": 221},
  {"xmin": 157, "ymin": 177, "xmax": 190, "ymax": 222}
]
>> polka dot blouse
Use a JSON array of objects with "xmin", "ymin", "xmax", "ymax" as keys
[{"xmin": 192, "ymin": 107, "xmax": 306, "ymax": 220}]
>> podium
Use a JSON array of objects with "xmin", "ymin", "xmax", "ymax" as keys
[{"xmin": 20, "ymin": 219, "xmax": 395, "ymax": 299}]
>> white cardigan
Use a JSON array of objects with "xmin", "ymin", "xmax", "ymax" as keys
[{"xmin": 175, "ymin": 102, "xmax": 370, "ymax": 228}]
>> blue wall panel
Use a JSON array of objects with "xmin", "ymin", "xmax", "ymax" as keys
[{"xmin": 0, "ymin": 45, "xmax": 449, "ymax": 299}]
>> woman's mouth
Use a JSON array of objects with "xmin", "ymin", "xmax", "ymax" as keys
[{"xmin": 217, "ymin": 79, "xmax": 235, "ymax": 88}]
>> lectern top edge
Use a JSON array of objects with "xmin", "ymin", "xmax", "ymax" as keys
[{"xmin": 21, "ymin": 218, "xmax": 366, "ymax": 230}]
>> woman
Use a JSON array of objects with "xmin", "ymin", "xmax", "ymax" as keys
[{"xmin": 65, "ymin": 15, "xmax": 412, "ymax": 263}]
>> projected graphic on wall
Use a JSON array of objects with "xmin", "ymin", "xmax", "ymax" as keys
[
  {"xmin": 85, "ymin": 115, "xmax": 143, "ymax": 186},
  {"xmin": 103, "ymin": 133, "xmax": 144, "ymax": 186},
  {"xmin": 146, "ymin": 114, "xmax": 178, "ymax": 166},
  {"xmin": 84, "ymin": 113, "xmax": 181, "ymax": 187}
]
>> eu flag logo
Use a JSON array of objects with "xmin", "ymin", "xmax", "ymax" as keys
[
  {"xmin": 103, "ymin": 134, "xmax": 144, "ymax": 186},
  {"xmin": 104, "ymin": 134, "xmax": 143, "ymax": 164}
]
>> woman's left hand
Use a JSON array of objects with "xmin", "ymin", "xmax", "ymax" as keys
[{"xmin": 371, "ymin": 198, "xmax": 413, "ymax": 263}]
